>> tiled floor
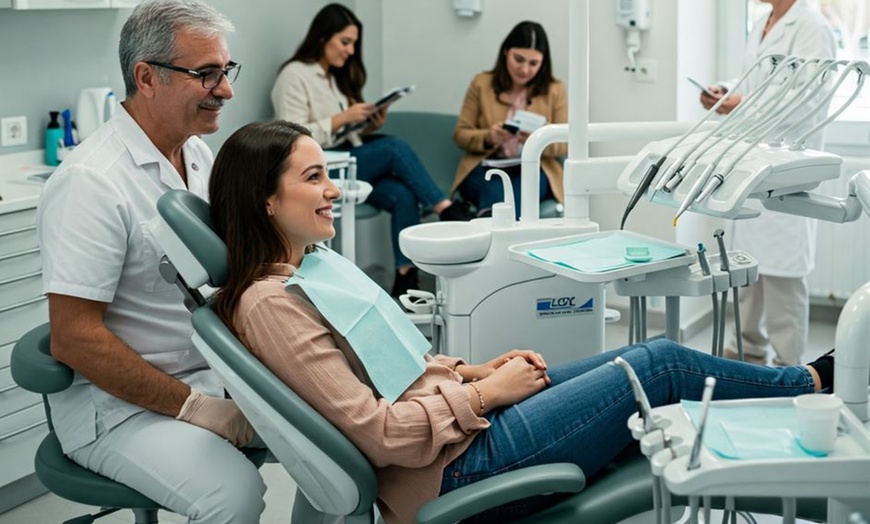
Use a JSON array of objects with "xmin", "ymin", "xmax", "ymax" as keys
[{"xmin": 0, "ymin": 314, "xmax": 842, "ymax": 524}]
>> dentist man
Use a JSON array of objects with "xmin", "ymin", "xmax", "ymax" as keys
[{"xmin": 37, "ymin": 1, "xmax": 266, "ymax": 522}]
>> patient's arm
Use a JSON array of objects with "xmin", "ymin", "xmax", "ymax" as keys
[
  {"xmin": 49, "ymin": 293, "xmax": 190, "ymax": 416},
  {"xmin": 239, "ymin": 289, "xmax": 489, "ymax": 469}
]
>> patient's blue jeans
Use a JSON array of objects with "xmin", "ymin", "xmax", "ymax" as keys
[
  {"xmin": 348, "ymin": 136, "xmax": 446, "ymax": 268},
  {"xmin": 440, "ymin": 339, "xmax": 815, "ymax": 522}
]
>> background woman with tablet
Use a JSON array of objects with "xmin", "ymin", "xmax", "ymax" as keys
[{"xmin": 271, "ymin": 3, "xmax": 474, "ymax": 297}]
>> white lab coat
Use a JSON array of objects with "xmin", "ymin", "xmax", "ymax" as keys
[{"xmin": 730, "ymin": 0, "xmax": 836, "ymax": 278}]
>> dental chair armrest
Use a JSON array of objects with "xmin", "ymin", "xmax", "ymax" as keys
[
  {"xmin": 11, "ymin": 323, "xmax": 73, "ymax": 394},
  {"xmin": 414, "ymin": 463, "xmax": 585, "ymax": 524}
]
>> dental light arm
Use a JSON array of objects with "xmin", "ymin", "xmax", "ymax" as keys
[
  {"xmin": 763, "ymin": 170, "xmax": 870, "ymax": 422},
  {"xmin": 762, "ymin": 170, "xmax": 870, "ymax": 223}
]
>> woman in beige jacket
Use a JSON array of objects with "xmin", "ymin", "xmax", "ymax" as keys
[{"xmin": 453, "ymin": 21, "xmax": 567, "ymax": 217}]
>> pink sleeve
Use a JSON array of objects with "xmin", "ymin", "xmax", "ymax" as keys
[{"xmin": 237, "ymin": 292, "xmax": 489, "ymax": 469}]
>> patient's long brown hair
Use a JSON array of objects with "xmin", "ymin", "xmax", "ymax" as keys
[{"xmin": 209, "ymin": 120, "xmax": 312, "ymax": 331}]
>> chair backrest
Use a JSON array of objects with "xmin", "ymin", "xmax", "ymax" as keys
[
  {"xmin": 380, "ymin": 111, "xmax": 463, "ymax": 194},
  {"xmin": 155, "ymin": 190, "xmax": 378, "ymax": 517}
]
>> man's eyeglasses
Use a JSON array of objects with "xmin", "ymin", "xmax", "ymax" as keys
[{"xmin": 145, "ymin": 61, "xmax": 241, "ymax": 89}]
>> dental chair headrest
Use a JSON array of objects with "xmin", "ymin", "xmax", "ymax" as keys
[{"xmin": 155, "ymin": 190, "xmax": 229, "ymax": 288}]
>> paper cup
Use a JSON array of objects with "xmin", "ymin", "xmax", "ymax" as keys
[{"xmin": 793, "ymin": 393, "xmax": 843, "ymax": 454}]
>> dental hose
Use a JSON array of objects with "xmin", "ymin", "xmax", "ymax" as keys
[
  {"xmin": 732, "ymin": 286, "xmax": 743, "ymax": 361},
  {"xmin": 718, "ymin": 289, "xmax": 729, "ymax": 356},
  {"xmin": 689, "ymin": 495, "xmax": 700, "ymax": 524},
  {"xmin": 711, "ymin": 292, "xmax": 720, "ymax": 357}
]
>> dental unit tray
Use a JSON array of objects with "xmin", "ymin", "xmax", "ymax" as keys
[
  {"xmin": 618, "ymin": 133, "xmax": 843, "ymax": 220},
  {"xmin": 629, "ymin": 398, "xmax": 870, "ymax": 502},
  {"xmin": 508, "ymin": 230, "xmax": 694, "ymax": 284}
]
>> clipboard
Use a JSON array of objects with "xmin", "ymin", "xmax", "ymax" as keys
[
  {"xmin": 334, "ymin": 85, "xmax": 415, "ymax": 142},
  {"xmin": 687, "ymin": 76, "xmax": 717, "ymax": 98}
]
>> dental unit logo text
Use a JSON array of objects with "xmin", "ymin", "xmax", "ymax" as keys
[{"xmin": 536, "ymin": 296, "xmax": 593, "ymax": 318}]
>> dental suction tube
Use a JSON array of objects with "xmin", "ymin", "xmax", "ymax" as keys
[
  {"xmin": 654, "ymin": 55, "xmax": 787, "ymax": 195},
  {"xmin": 687, "ymin": 377, "xmax": 716, "ymax": 470},
  {"xmin": 614, "ymin": 357, "xmax": 656, "ymax": 433}
]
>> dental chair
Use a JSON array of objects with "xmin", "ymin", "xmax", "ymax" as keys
[
  {"xmin": 154, "ymin": 188, "xmax": 828, "ymax": 524},
  {"xmin": 10, "ymin": 323, "xmax": 163, "ymax": 524}
]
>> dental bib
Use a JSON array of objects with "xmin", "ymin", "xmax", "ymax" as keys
[{"xmin": 286, "ymin": 247, "xmax": 430, "ymax": 403}]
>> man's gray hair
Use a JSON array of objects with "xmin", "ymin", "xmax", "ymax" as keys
[{"xmin": 119, "ymin": 0, "xmax": 235, "ymax": 96}]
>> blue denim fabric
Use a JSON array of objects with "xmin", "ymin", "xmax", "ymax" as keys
[
  {"xmin": 348, "ymin": 136, "xmax": 446, "ymax": 268},
  {"xmin": 458, "ymin": 163, "xmax": 552, "ymax": 218},
  {"xmin": 440, "ymin": 339, "xmax": 815, "ymax": 523}
]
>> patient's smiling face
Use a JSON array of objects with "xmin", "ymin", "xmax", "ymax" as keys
[{"xmin": 266, "ymin": 136, "xmax": 341, "ymax": 266}]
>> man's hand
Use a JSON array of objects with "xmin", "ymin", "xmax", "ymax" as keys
[{"xmin": 176, "ymin": 388, "xmax": 254, "ymax": 447}]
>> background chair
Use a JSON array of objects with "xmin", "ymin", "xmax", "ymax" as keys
[
  {"xmin": 154, "ymin": 189, "xmax": 829, "ymax": 524},
  {"xmin": 10, "ymin": 323, "xmax": 163, "ymax": 524},
  {"xmin": 380, "ymin": 111, "xmax": 563, "ymax": 219}
]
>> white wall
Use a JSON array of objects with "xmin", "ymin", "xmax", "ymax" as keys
[
  {"xmin": 0, "ymin": 0, "xmax": 330, "ymax": 154},
  {"xmin": 376, "ymin": 0, "xmax": 724, "ymax": 333},
  {"xmin": 379, "ymin": 0, "xmax": 570, "ymax": 114}
]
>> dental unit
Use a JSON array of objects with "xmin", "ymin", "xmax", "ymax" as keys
[{"xmin": 396, "ymin": 1, "xmax": 870, "ymax": 520}]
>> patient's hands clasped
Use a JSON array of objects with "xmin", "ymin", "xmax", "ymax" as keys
[
  {"xmin": 461, "ymin": 350, "xmax": 551, "ymax": 415},
  {"xmin": 176, "ymin": 388, "xmax": 255, "ymax": 447}
]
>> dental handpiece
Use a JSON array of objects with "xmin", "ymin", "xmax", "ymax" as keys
[
  {"xmin": 687, "ymin": 377, "xmax": 717, "ymax": 470},
  {"xmin": 671, "ymin": 163, "xmax": 714, "ymax": 226},
  {"xmin": 696, "ymin": 243, "xmax": 711, "ymax": 276},
  {"xmin": 713, "ymin": 229, "xmax": 729, "ymax": 271},
  {"xmin": 621, "ymin": 156, "xmax": 666, "ymax": 230},
  {"xmin": 614, "ymin": 357, "xmax": 656, "ymax": 433}
]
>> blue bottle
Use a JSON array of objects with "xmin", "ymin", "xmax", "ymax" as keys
[
  {"xmin": 62, "ymin": 108, "xmax": 75, "ymax": 147},
  {"xmin": 45, "ymin": 111, "xmax": 65, "ymax": 166}
]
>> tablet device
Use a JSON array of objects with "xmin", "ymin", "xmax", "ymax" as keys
[
  {"xmin": 334, "ymin": 85, "xmax": 415, "ymax": 142},
  {"xmin": 687, "ymin": 77, "xmax": 717, "ymax": 98},
  {"xmin": 372, "ymin": 85, "xmax": 415, "ymax": 110}
]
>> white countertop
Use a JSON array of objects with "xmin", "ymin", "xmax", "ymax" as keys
[{"xmin": 0, "ymin": 150, "xmax": 50, "ymax": 214}]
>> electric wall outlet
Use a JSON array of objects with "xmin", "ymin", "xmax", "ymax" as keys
[
  {"xmin": 1, "ymin": 116, "xmax": 27, "ymax": 147},
  {"xmin": 635, "ymin": 58, "xmax": 657, "ymax": 83}
]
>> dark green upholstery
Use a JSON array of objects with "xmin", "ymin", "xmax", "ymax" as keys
[
  {"xmin": 11, "ymin": 320, "xmax": 267, "ymax": 523},
  {"xmin": 381, "ymin": 111, "xmax": 562, "ymax": 218},
  {"xmin": 34, "ymin": 432, "xmax": 160, "ymax": 510},
  {"xmin": 11, "ymin": 324, "xmax": 163, "ymax": 521},
  {"xmin": 380, "ymin": 111, "xmax": 464, "ymax": 194},
  {"xmin": 155, "ymin": 189, "xmax": 228, "ymax": 286},
  {"xmin": 190, "ymin": 305, "xmax": 380, "ymax": 517}
]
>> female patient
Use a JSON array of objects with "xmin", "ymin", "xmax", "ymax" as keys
[
  {"xmin": 271, "ymin": 3, "xmax": 474, "ymax": 296},
  {"xmin": 453, "ymin": 21, "xmax": 567, "ymax": 217},
  {"xmin": 209, "ymin": 121, "xmax": 832, "ymax": 524}
]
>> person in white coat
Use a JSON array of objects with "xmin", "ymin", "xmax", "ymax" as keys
[{"xmin": 700, "ymin": 0, "xmax": 836, "ymax": 366}]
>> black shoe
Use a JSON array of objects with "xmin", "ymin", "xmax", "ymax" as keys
[
  {"xmin": 439, "ymin": 200, "xmax": 475, "ymax": 221},
  {"xmin": 807, "ymin": 348, "xmax": 834, "ymax": 391},
  {"xmin": 391, "ymin": 267, "xmax": 419, "ymax": 297}
]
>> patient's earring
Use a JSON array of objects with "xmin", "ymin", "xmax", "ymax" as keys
[{"xmin": 266, "ymin": 207, "xmax": 274, "ymax": 216}]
